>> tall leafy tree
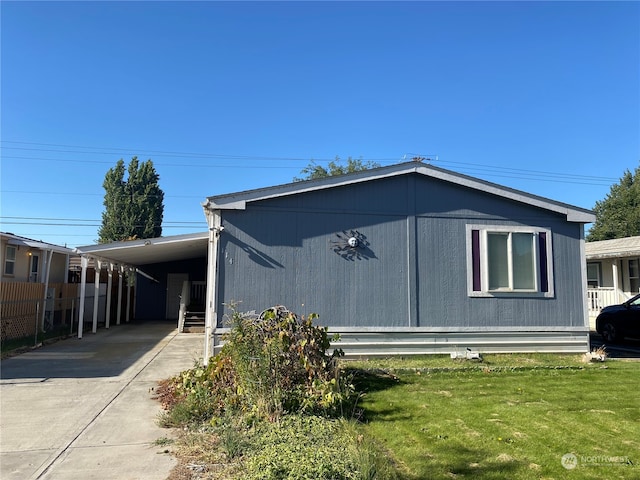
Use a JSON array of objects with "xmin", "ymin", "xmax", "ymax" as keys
[
  {"xmin": 98, "ymin": 157, "xmax": 164, "ymax": 243},
  {"xmin": 587, "ymin": 165, "xmax": 640, "ymax": 241},
  {"xmin": 294, "ymin": 156, "xmax": 381, "ymax": 181}
]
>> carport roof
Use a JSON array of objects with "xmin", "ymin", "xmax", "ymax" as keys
[{"xmin": 75, "ymin": 232, "xmax": 208, "ymax": 267}]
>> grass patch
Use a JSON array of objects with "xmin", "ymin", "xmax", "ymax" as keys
[
  {"xmin": 353, "ymin": 356, "xmax": 640, "ymax": 479},
  {"xmin": 345, "ymin": 353, "xmax": 586, "ymax": 370},
  {"xmin": 166, "ymin": 415, "xmax": 399, "ymax": 480},
  {"xmin": 158, "ymin": 334, "xmax": 639, "ymax": 479},
  {"xmin": 152, "ymin": 436, "xmax": 175, "ymax": 447}
]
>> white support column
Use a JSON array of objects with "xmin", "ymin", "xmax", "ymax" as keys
[
  {"xmin": 105, "ymin": 263, "xmax": 113, "ymax": 329},
  {"xmin": 78, "ymin": 256, "xmax": 89, "ymax": 339},
  {"xmin": 116, "ymin": 266, "xmax": 124, "ymax": 325},
  {"xmin": 40, "ymin": 249, "xmax": 54, "ymax": 331},
  {"xmin": 579, "ymin": 228, "xmax": 590, "ymax": 331},
  {"xmin": 612, "ymin": 261, "xmax": 620, "ymax": 303},
  {"xmin": 126, "ymin": 269, "xmax": 132, "ymax": 323},
  {"xmin": 92, "ymin": 260, "xmax": 101, "ymax": 333},
  {"xmin": 203, "ymin": 209, "xmax": 221, "ymax": 365}
]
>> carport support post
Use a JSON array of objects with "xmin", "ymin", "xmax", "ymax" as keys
[
  {"xmin": 203, "ymin": 210, "xmax": 221, "ymax": 365},
  {"xmin": 78, "ymin": 256, "xmax": 88, "ymax": 339},
  {"xmin": 40, "ymin": 249, "xmax": 54, "ymax": 331},
  {"xmin": 126, "ymin": 268, "xmax": 132, "ymax": 323},
  {"xmin": 105, "ymin": 263, "xmax": 113, "ymax": 329},
  {"xmin": 116, "ymin": 266, "xmax": 124, "ymax": 325},
  {"xmin": 92, "ymin": 260, "xmax": 101, "ymax": 333}
]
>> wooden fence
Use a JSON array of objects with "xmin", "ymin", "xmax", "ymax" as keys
[{"xmin": 1, "ymin": 282, "xmax": 79, "ymax": 342}]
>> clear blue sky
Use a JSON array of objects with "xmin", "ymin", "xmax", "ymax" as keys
[{"xmin": 1, "ymin": 1, "xmax": 638, "ymax": 248}]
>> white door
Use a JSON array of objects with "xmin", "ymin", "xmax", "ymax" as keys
[
  {"xmin": 166, "ymin": 273, "xmax": 189, "ymax": 320},
  {"xmin": 29, "ymin": 254, "xmax": 40, "ymax": 282}
]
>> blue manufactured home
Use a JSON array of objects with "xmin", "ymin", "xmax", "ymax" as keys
[{"xmin": 202, "ymin": 162, "xmax": 595, "ymax": 357}]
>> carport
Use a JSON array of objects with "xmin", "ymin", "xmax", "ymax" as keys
[{"xmin": 74, "ymin": 232, "xmax": 209, "ymax": 339}]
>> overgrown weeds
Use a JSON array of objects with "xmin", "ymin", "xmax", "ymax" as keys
[{"xmin": 157, "ymin": 305, "xmax": 397, "ymax": 479}]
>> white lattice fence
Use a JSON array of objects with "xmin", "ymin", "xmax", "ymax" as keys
[{"xmin": 1, "ymin": 282, "xmax": 44, "ymax": 341}]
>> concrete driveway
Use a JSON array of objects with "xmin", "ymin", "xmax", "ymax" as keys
[{"xmin": 0, "ymin": 322, "xmax": 203, "ymax": 480}]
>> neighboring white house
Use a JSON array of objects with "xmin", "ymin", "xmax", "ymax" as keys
[
  {"xmin": 585, "ymin": 235, "xmax": 640, "ymax": 329},
  {"xmin": 1, "ymin": 232, "xmax": 78, "ymax": 339},
  {"xmin": 1, "ymin": 232, "xmax": 75, "ymax": 284}
]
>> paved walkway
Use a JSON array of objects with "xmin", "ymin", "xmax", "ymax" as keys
[{"xmin": 0, "ymin": 322, "xmax": 203, "ymax": 480}]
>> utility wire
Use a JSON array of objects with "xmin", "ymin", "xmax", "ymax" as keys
[
  {"xmin": 0, "ymin": 141, "xmax": 399, "ymax": 163},
  {"xmin": 1, "ymin": 140, "xmax": 620, "ymax": 183},
  {"xmin": 1, "ymin": 155, "xmax": 351, "ymax": 168},
  {"xmin": 2, "ymin": 140, "xmax": 618, "ymax": 185},
  {"xmin": 1, "ymin": 155, "xmax": 618, "ymax": 185},
  {"xmin": 0, "ymin": 216, "xmax": 203, "ymax": 224}
]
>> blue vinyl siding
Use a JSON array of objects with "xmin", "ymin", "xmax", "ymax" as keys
[
  {"xmin": 135, "ymin": 258, "xmax": 206, "ymax": 320},
  {"xmin": 216, "ymin": 173, "xmax": 585, "ymax": 331}
]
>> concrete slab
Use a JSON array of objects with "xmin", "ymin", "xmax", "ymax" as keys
[
  {"xmin": 1, "ymin": 450, "xmax": 55, "ymax": 480},
  {"xmin": 38, "ymin": 444, "xmax": 177, "ymax": 480},
  {"xmin": 0, "ymin": 321, "xmax": 203, "ymax": 480},
  {"xmin": 74, "ymin": 382, "xmax": 169, "ymax": 447}
]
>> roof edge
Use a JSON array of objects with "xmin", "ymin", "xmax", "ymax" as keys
[
  {"xmin": 1, "ymin": 232, "xmax": 76, "ymax": 255},
  {"xmin": 76, "ymin": 231, "xmax": 209, "ymax": 254},
  {"xmin": 203, "ymin": 162, "xmax": 595, "ymax": 223}
]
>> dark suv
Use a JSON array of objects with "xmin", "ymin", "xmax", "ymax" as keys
[{"xmin": 596, "ymin": 293, "xmax": 640, "ymax": 343}]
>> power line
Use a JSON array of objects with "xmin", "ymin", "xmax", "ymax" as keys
[
  {"xmin": 436, "ymin": 167, "xmax": 613, "ymax": 187},
  {"xmin": 0, "ymin": 216, "xmax": 203, "ymax": 224},
  {"xmin": 0, "ymin": 141, "xmax": 400, "ymax": 163},
  {"xmin": 1, "ymin": 155, "xmax": 618, "ymax": 186},
  {"xmin": 1, "ymin": 141, "xmax": 620, "ymax": 184},
  {"xmin": 2, "ymin": 190, "xmax": 202, "ymax": 198},
  {"xmin": 0, "ymin": 140, "xmax": 308, "ymax": 160},
  {"xmin": 0, "ymin": 155, "xmax": 340, "ymax": 168},
  {"xmin": 1, "ymin": 221, "xmax": 203, "ymax": 227},
  {"xmin": 432, "ymin": 159, "xmax": 617, "ymax": 182}
]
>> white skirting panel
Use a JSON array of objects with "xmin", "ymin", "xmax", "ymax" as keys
[
  {"xmin": 212, "ymin": 328, "xmax": 590, "ymax": 357},
  {"xmin": 331, "ymin": 330, "xmax": 590, "ymax": 356}
]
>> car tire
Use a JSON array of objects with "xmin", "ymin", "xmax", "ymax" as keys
[{"xmin": 601, "ymin": 322, "xmax": 620, "ymax": 343}]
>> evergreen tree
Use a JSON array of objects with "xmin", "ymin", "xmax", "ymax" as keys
[
  {"xmin": 294, "ymin": 156, "xmax": 380, "ymax": 181},
  {"xmin": 98, "ymin": 157, "xmax": 164, "ymax": 243},
  {"xmin": 587, "ymin": 165, "xmax": 640, "ymax": 241}
]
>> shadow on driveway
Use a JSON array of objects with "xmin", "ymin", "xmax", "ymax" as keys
[{"xmin": 0, "ymin": 321, "xmax": 180, "ymax": 380}]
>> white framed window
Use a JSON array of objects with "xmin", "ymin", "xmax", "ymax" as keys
[
  {"xmin": 629, "ymin": 259, "xmax": 639, "ymax": 293},
  {"xmin": 466, "ymin": 225, "xmax": 554, "ymax": 297},
  {"xmin": 586, "ymin": 263, "xmax": 601, "ymax": 288},
  {"xmin": 4, "ymin": 245, "xmax": 17, "ymax": 275}
]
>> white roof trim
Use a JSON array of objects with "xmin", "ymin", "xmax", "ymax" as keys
[
  {"xmin": 2, "ymin": 232, "xmax": 76, "ymax": 255},
  {"xmin": 75, "ymin": 232, "xmax": 209, "ymax": 267},
  {"xmin": 76, "ymin": 231, "xmax": 209, "ymax": 255},
  {"xmin": 203, "ymin": 162, "xmax": 595, "ymax": 224}
]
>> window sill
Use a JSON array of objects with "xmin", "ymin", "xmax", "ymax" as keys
[{"xmin": 469, "ymin": 291, "xmax": 554, "ymax": 299}]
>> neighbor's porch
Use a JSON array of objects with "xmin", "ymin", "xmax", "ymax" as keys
[{"xmin": 587, "ymin": 256, "xmax": 640, "ymax": 329}]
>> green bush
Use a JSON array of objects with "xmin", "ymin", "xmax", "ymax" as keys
[
  {"xmin": 158, "ymin": 353, "xmax": 239, "ymax": 426},
  {"xmin": 156, "ymin": 307, "xmax": 402, "ymax": 478},
  {"xmin": 159, "ymin": 305, "xmax": 355, "ymax": 423},
  {"xmin": 222, "ymin": 305, "xmax": 354, "ymax": 419}
]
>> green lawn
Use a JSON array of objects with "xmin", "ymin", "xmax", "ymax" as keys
[{"xmin": 349, "ymin": 355, "xmax": 640, "ymax": 480}]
